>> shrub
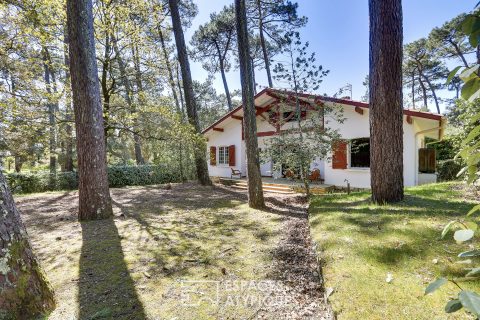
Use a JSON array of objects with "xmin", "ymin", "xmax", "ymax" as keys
[
  {"xmin": 5, "ymin": 165, "xmax": 183, "ymax": 194},
  {"xmin": 437, "ymin": 159, "xmax": 463, "ymax": 182}
]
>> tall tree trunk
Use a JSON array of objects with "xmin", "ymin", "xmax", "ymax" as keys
[
  {"xmin": 157, "ymin": 27, "xmax": 185, "ymax": 180},
  {"xmin": 251, "ymin": 56, "xmax": 257, "ymax": 94},
  {"xmin": 369, "ymin": 0, "xmax": 404, "ymax": 203},
  {"xmin": 175, "ymin": 62, "xmax": 186, "ymax": 117},
  {"xmin": 218, "ymin": 55, "xmax": 232, "ymax": 110},
  {"xmin": 63, "ymin": 27, "xmax": 74, "ymax": 172},
  {"xmin": 235, "ymin": 0, "xmax": 265, "ymax": 209},
  {"xmin": 158, "ymin": 26, "xmax": 181, "ymax": 113},
  {"xmin": 42, "ymin": 48, "xmax": 57, "ymax": 179},
  {"xmin": 422, "ymin": 74, "xmax": 440, "ymax": 114},
  {"xmin": 169, "ymin": 0, "xmax": 211, "ymax": 186},
  {"xmin": 411, "ymin": 71, "xmax": 415, "ymax": 109},
  {"xmin": 14, "ymin": 156, "xmax": 22, "ymax": 173},
  {"xmin": 418, "ymin": 76, "xmax": 428, "ymax": 109},
  {"xmin": 131, "ymin": 44, "xmax": 146, "ymax": 165},
  {"xmin": 0, "ymin": 170, "xmax": 55, "ymax": 318},
  {"xmin": 256, "ymin": 0, "xmax": 273, "ymax": 88},
  {"xmin": 66, "ymin": 0, "xmax": 113, "ymax": 220},
  {"xmin": 101, "ymin": 28, "xmax": 111, "ymax": 146}
]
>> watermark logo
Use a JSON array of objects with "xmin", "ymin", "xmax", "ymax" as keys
[{"xmin": 179, "ymin": 280, "xmax": 293, "ymax": 308}]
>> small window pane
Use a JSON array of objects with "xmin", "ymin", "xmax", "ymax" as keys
[{"xmin": 350, "ymin": 138, "xmax": 370, "ymax": 168}]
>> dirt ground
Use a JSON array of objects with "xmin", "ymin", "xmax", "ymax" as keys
[{"xmin": 16, "ymin": 182, "xmax": 332, "ymax": 320}]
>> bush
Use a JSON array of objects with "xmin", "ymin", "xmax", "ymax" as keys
[
  {"xmin": 5, "ymin": 165, "xmax": 182, "ymax": 194},
  {"xmin": 437, "ymin": 159, "xmax": 463, "ymax": 182}
]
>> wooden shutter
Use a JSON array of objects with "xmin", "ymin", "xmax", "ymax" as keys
[
  {"xmin": 301, "ymin": 110, "xmax": 307, "ymax": 120},
  {"xmin": 332, "ymin": 141, "xmax": 348, "ymax": 169},
  {"xmin": 419, "ymin": 148, "xmax": 436, "ymax": 173},
  {"xmin": 210, "ymin": 146, "xmax": 216, "ymax": 166},
  {"xmin": 228, "ymin": 145, "xmax": 235, "ymax": 166}
]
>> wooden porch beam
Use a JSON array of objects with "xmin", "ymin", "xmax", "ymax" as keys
[
  {"xmin": 406, "ymin": 115, "xmax": 413, "ymax": 124},
  {"xmin": 231, "ymin": 115, "xmax": 243, "ymax": 120},
  {"xmin": 213, "ymin": 127, "xmax": 224, "ymax": 132}
]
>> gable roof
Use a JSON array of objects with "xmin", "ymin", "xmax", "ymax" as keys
[{"xmin": 201, "ymin": 88, "xmax": 444, "ymax": 134}]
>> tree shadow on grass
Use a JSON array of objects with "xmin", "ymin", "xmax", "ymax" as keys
[{"xmin": 78, "ymin": 219, "xmax": 146, "ymax": 320}]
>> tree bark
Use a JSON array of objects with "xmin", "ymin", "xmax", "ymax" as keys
[
  {"xmin": 256, "ymin": 0, "xmax": 273, "ymax": 88},
  {"xmin": 14, "ymin": 156, "xmax": 22, "ymax": 173},
  {"xmin": 42, "ymin": 48, "xmax": 57, "ymax": 179},
  {"xmin": 418, "ymin": 76, "xmax": 428, "ymax": 109},
  {"xmin": 63, "ymin": 27, "xmax": 74, "ymax": 172},
  {"xmin": 66, "ymin": 0, "xmax": 113, "ymax": 220},
  {"xmin": 421, "ymin": 74, "xmax": 440, "ymax": 114},
  {"xmin": 131, "ymin": 44, "xmax": 146, "ymax": 165},
  {"xmin": 235, "ymin": 0, "xmax": 265, "ymax": 209},
  {"xmin": 158, "ymin": 26, "xmax": 181, "ymax": 113},
  {"xmin": 169, "ymin": 0, "xmax": 211, "ymax": 186},
  {"xmin": 175, "ymin": 62, "xmax": 186, "ymax": 117},
  {"xmin": 218, "ymin": 53, "xmax": 233, "ymax": 110},
  {"xmin": 0, "ymin": 170, "xmax": 55, "ymax": 318},
  {"xmin": 369, "ymin": 0, "xmax": 404, "ymax": 203}
]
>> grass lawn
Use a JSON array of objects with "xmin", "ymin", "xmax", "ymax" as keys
[
  {"xmin": 309, "ymin": 182, "xmax": 480, "ymax": 320},
  {"xmin": 16, "ymin": 183, "xmax": 325, "ymax": 319}
]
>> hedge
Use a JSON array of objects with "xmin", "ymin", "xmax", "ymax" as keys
[
  {"xmin": 437, "ymin": 159, "xmax": 463, "ymax": 182},
  {"xmin": 5, "ymin": 165, "xmax": 183, "ymax": 194}
]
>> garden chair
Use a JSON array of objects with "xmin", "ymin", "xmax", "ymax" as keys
[{"xmin": 230, "ymin": 168, "xmax": 242, "ymax": 179}]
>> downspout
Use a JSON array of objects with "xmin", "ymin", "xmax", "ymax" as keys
[{"xmin": 414, "ymin": 118, "xmax": 445, "ymax": 185}]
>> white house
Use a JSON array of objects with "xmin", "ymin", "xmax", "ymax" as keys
[{"xmin": 202, "ymin": 88, "xmax": 445, "ymax": 188}]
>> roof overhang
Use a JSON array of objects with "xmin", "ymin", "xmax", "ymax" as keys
[{"xmin": 201, "ymin": 88, "xmax": 445, "ymax": 135}]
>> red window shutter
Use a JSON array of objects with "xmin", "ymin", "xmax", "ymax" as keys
[
  {"xmin": 332, "ymin": 141, "xmax": 348, "ymax": 169},
  {"xmin": 228, "ymin": 145, "xmax": 236, "ymax": 166},
  {"xmin": 210, "ymin": 146, "xmax": 216, "ymax": 166},
  {"xmin": 301, "ymin": 110, "xmax": 307, "ymax": 120}
]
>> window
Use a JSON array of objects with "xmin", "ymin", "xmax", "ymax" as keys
[
  {"xmin": 218, "ymin": 146, "xmax": 229, "ymax": 165},
  {"xmin": 350, "ymin": 138, "xmax": 370, "ymax": 168},
  {"xmin": 283, "ymin": 111, "xmax": 296, "ymax": 122}
]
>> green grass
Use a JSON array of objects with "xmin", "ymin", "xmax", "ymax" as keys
[{"xmin": 309, "ymin": 182, "xmax": 479, "ymax": 320}]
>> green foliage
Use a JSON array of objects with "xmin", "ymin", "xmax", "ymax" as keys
[
  {"xmin": 5, "ymin": 165, "xmax": 185, "ymax": 194},
  {"xmin": 107, "ymin": 165, "xmax": 178, "ymax": 188},
  {"xmin": 425, "ymin": 278, "xmax": 448, "ymax": 295},
  {"xmin": 437, "ymin": 159, "xmax": 463, "ymax": 181}
]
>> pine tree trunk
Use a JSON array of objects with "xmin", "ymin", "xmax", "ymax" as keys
[
  {"xmin": 14, "ymin": 156, "xmax": 22, "ymax": 173},
  {"xmin": 66, "ymin": 0, "xmax": 113, "ymax": 220},
  {"xmin": 369, "ymin": 0, "xmax": 404, "ymax": 203},
  {"xmin": 0, "ymin": 170, "xmax": 55, "ymax": 318},
  {"xmin": 176, "ymin": 63, "xmax": 186, "ymax": 117},
  {"xmin": 131, "ymin": 44, "xmax": 146, "ymax": 165},
  {"xmin": 158, "ymin": 26, "xmax": 181, "ymax": 113},
  {"xmin": 219, "ymin": 58, "xmax": 232, "ymax": 110},
  {"xmin": 169, "ymin": 0, "xmax": 211, "ymax": 186},
  {"xmin": 63, "ymin": 27, "xmax": 74, "ymax": 172},
  {"xmin": 42, "ymin": 48, "xmax": 57, "ymax": 181},
  {"xmin": 235, "ymin": 0, "xmax": 265, "ymax": 209},
  {"xmin": 422, "ymin": 75, "xmax": 440, "ymax": 114},
  {"xmin": 418, "ymin": 77, "xmax": 428, "ymax": 109},
  {"xmin": 256, "ymin": 0, "xmax": 273, "ymax": 88}
]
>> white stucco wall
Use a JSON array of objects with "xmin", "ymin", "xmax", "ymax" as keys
[
  {"xmin": 205, "ymin": 101, "xmax": 441, "ymax": 188},
  {"xmin": 322, "ymin": 104, "xmax": 435, "ymax": 188},
  {"xmin": 205, "ymin": 118, "xmax": 244, "ymax": 177}
]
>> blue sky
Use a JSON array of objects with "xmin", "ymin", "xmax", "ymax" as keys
[{"xmin": 185, "ymin": 1, "xmax": 474, "ymax": 112}]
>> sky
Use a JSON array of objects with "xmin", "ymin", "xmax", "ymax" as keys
[{"xmin": 184, "ymin": 1, "xmax": 474, "ymax": 113}]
